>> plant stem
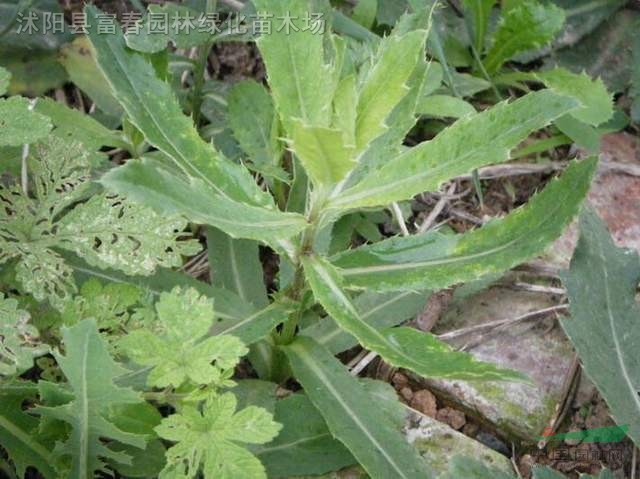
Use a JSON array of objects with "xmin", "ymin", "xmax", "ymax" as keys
[{"xmin": 191, "ymin": 40, "xmax": 215, "ymax": 128}]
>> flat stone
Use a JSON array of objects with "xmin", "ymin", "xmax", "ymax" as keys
[
  {"xmin": 305, "ymin": 411, "xmax": 514, "ymax": 478},
  {"xmin": 406, "ymin": 412, "xmax": 514, "ymax": 475},
  {"xmin": 411, "ymin": 286, "xmax": 575, "ymax": 443}
]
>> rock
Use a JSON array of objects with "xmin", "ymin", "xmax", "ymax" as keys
[
  {"xmin": 476, "ymin": 431, "xmax": 511, "ymax": 456},
  {"xmin": 518, "ymin": 454, "xmax": 536, "ymax": 477},
  {"xmin": 410, "ymin": 389, "xmax": 437, "ymax": 417},
  {"xmin": 391, "ymin": 372, "xmax": 409, "ymax": 389},
  {"xmin": 463, "ymin": 422, "xmax": 479, "ymax": 437},
  {"xmin": 400, "ymin": 386, "xmax": 414, "ymax": 402},
  {"xmin": 411, "ymin": 286, "xmax": 575, "ymax": 443},
  {"xmin": 436, "ymin": 407, "xmax": 466, "ymax": 430},
  {"xmin": 406, "ymin": 412, "xmax": 515, "ymax": 475}
]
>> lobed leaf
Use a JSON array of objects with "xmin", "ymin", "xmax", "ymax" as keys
[
  {"xmin": 329, "ymin": 90, "xmax": 578, "ymax": 210},
  {"xmin": 484, "ymin": 0, "xmax": 565, "ymax": 74},
  {"xmin": 58, "ymin": 193, "xmax": 200, "ymax": 276},
  {"xmin": 34, "ymin": 320, "xmax": 147, "ymax": 478},
  {"xmin": 0, "ymin": 295, "xmax": 48, "ymax": 376},
  {"xmin": 156, "ymin": 392, "xmax": 281, "ymax": 479},
  {"xmin": 302, "ymin": 254, "xmax": 526, "ymax": 381},
  {"xmin": 119, "ymin": 287, "xmax": 247, "ymax": 388},
  {"xmin": 332, "ymin": 158, "xmax": 597, "ymax": 291},
  {"xmin": 0, "ymin": 383, "xmax": 56, "ymax": 479},
  {"xmin": 461, "ymin": 0, "xmax": 497, "ymax": 52}
]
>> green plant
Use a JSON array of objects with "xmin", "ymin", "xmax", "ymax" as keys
[{"xmin": 0, "ymin": 0, "xmax": 617, "ymax": 477}]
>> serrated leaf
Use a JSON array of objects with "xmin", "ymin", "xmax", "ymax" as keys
[
  {"xmin": 302, "ymin": 254, "xmax": 526, "ymax": 381},
  {"xmin": 253, "ymin": 0, "xmax": 335, "ymax": 132},
  {"xmin": 301, "ymin": 289, "xmax": 430, "ymax": 354},
  {"xmin": 57, "ymin": 193, "xmax": 200, "ymax": 275},
  {"xmin": 119, "ymin": 287, "xmax": 247, "ymax": 388},
  {"xmin": 0, "ymin": 383, "xmax": 56, "ymax": 479},
  {"xmin": 156, "ymin": 392, "xmax": 281, "ymax": 479},
  {"xmin": 282, "ymin": 336, "xmax": 433, "ymax": 479},
  {"xmin": 34, "ymin": 319, "xmax": 147, "ymax": 478},
  {"xmin": 560, "ymin": 209, "xmax": 640, "ymax": 447},
  {"xmin": 536, "ymin": 68, "xmax": 613, "ymax": 126},
  {"xmin": 85, "ymin": 6, "xmax": 271, "ymax": 208},
  {"xmin": 227, "ymin": 80, "xmax": 282, "ymax": 170},
  {"xmin": 100, "ymin": 159, "xmax": 307, "ymax": 244},
  {"xmin": 0, "ymin": 96, "xmax": 52, "ymax": 146},
  {"xmin": 484, "ymin": 0, "xmax": 565, "ymax": 74},
  {"xmin": 355, "ymin": 29, "xmax": 427, "ymax": 151},
  {"xmin": 289, "ymin": 120, "xmax": 356, "ymax": 186},
  {"xmin": 125, "ymin": 4, "xmax": 213, "ymax": 54},
  {"xmin": 332, "ymin": 158, "xmax": 596, "ymax": 291},
  {"xmin": 0, "ymin": 294, "xmax": 48, "ymax": 376},
  {"xmin": 462, "ymin": 0, "xmax": 497, "ymax": 52},
  {"xmin": 329, "ymin": 90, "xmax": 578, "ymax": 210},
  {"xmin": 254, "ymin": 392, "xmax": 355, "ymax": 477}
]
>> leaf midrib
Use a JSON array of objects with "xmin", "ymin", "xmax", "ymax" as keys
[{"xmin": 291, "ymin": 342, "xmax": 410, "ymax": 479}]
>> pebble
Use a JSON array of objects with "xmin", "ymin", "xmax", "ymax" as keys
[
  {"xmin": 410, "ymin": 389, "xmax": 437, "ymax": 418},
  {"xmin": 400, "ymin": 387, "xmax": 414, "ymax": 402},
  {"xmin": 436, "ymin": 407, "xmax": 466, "ymax": 430}
]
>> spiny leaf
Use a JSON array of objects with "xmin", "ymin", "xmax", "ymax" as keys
[
  {"xmin": 561, "ymin": 209, "xmax": 640, "ymax": 447},
  {"xmin": 302, "ymin": 255, "xmax": 526, "ymax": 382},
  {"xmin": 332, "ymin": 158, "xmax": 597, "ymax": 291},
  {"xmin": 34, "ymin": 319, "xmax": 147, "ymax": 478},
  {"xmin": 484, "ymin": 0, "xmax": 565, "ymax": 74},
  {"xmin": 125, "ymin": 4, "xmax": 214, "ymax": 53},
  {"xmin": 0, "ymin": 96, "xmax": 52, "ymax": 146},
  {"xmin": 84, "ymin": 6, "xmax": 272, "ymax": 208},
  {"xmin": 282, "ymin": 336, "xmax": 433, "ymax": 479},
  {"xmin": 329, "ymin": 90, "xmax": 578, "ymax": 210},
  {"xmin": 288, "ymin": 120, "xmax": 355, "ymax": 187},
  {"xmin": 536, "ymin": 67, "xmax": 614, "ymax": 126},
  {"xmin": 254, "ymin": 0, "xmax": 336, "ymax": 132},
  {"xmin": 354, "ymin": 29, "xmax": 428, "ymax": 151},
  {"xmin": 0, "ymin": 294, "xmax": 48, "ymax": 376},
  {"xmin": 119, "ymin": 287, "xmax": 247, "ymax": 388},
  {"xmin": 155, "ymin": 392, "xmax": 281, "ymax": 479},
  {"xmin": 0, "ymin": 383, "xmax": 56, "ymax": 479}
]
